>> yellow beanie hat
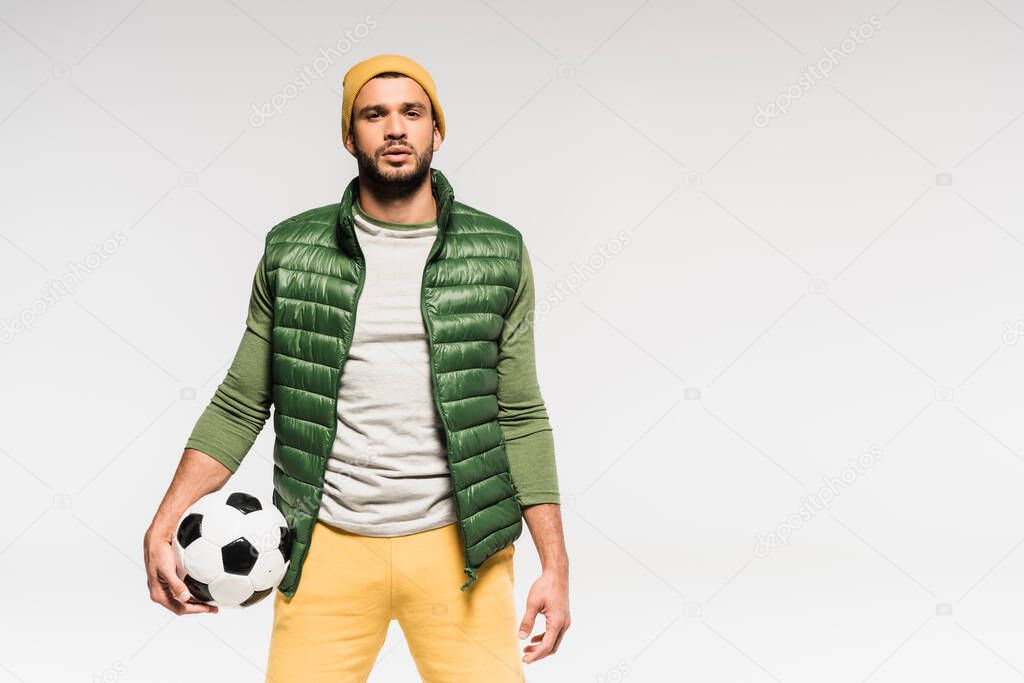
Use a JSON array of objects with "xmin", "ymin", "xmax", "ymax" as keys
[{"xmin": 341, "ymin": 54, "xmax": 445, "ymax": 142}]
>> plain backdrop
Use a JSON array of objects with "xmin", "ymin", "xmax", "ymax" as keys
[{"xmin": 2, "ymin": 0, "xmax": 1024, "ymax": 681}]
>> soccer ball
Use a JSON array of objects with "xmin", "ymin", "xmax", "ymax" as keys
[{"xmin": 172, "ymin": 489, "xmax": 293, "ymax": 608}]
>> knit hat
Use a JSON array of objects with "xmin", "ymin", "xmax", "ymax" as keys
[{"xmin": 341, "ymin": 54, "xmax": 445, "ymax": 142}]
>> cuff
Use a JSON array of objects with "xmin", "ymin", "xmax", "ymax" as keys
[
  {"xmin": 516, "ymin": 491, "xmax": 561, "ymax": 506},
  {"xmin": 184, "ymin": 438, "xmax": 243, "ymax": 474}
]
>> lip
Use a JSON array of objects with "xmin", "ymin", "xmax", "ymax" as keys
[{"xmin": 382, "ymin": 147, "xmax": 412, "ymax": 158}]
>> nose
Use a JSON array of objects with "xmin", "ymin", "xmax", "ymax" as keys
[{"xmin": 383, "ymin": 112, "xmax": 407, "ymax": 140}]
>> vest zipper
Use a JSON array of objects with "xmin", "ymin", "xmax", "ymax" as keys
[
  {"xmin": 420, "ymin": 233, "xmax": 478, "ymax": 591},
  {"xmin": 292, "ymin": 242, "xmax": 366, "ymax": 594},
  {"xmin": 332, "ymin": 254, "xmax": 366, "ymax": 463}
]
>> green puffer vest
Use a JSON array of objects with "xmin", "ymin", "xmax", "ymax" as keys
[{"xmin": 266, "ymin": 168, "xmax": 524, "ymax": 598}]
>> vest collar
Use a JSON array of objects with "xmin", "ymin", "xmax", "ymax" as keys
[{"xmin": 336, "ymin": 167, "xmax": 455, "ymax": 259}]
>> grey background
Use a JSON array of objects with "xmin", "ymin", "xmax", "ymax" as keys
[{"xmin": 2, "ymin": 0, "xmax": 1023, "ymax": 681}]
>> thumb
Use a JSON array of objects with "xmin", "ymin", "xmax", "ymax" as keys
[
  {"xmin": 518, "ymin": 601, "xmax": 540, "ymax": 639},
  {"xmin": 159, "ymin": 564, "xmax": 192, "ymax": 604}
]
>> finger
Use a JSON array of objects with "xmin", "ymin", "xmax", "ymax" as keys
[
  {"xmin": 162, "ymin": 586, "xmax": 215, "ymax": 614},
  {"xmin": 187, "ymin": 597, "xmax": 219, "ymax": 614},
  {"xmin": 158, "ymin": 566, "xmax": 192, "ymax": 605},
  {"xmin": 523, "ymin": 631, "xmax": 554, "ymax": 651},
  {"xmin": 176, "ymin": 587, "xmax": 217, "ymax": 613},
  {"xmin": 522, "ymin": 631, "xmax": 550, "ymax": 657},
  {"xmin": 153, "ymin": 579, "xmax": 213, "ymax": 615},
  {"xmin": 518, "ymin": 601, "xmax": 540, "ymax": 640},
  {"xmin": 179, "ymin": 601, "xmax": 218, "ymax": 614},
  {"xmin": 551, "ymin": 623, "xmax": 568, "ymax": 654},
  {"xmin": 523, "ymin": 620, "xmax": 560, "ymax": 663},
  {"xmin": 152, "ymin": 592, "xmax": 186, "ymax": 616}
]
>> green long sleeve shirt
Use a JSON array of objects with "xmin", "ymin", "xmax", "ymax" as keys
[{"xmin": 185, "ymin": 213, "xmax": 560, "ymax": 507}]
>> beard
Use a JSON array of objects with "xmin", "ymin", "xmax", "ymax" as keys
[{"xmin": 351, "ymin": 136, "xmax": 434, "ymax": 201}]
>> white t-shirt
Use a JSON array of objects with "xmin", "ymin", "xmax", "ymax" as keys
[{"xmin": 317, "ymin": 201, "xmax": 458, "ymax": 536}]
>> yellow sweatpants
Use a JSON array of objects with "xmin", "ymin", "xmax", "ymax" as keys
[{"xmin": 264, "ymin": 519, "xmax": 525, "ymax": 683}]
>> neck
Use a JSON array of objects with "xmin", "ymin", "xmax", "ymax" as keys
[{"xmin": 356, "ymin": 172, "xmax": 437, "ymax": 226}]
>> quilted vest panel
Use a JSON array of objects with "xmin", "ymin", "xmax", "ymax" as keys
[{"xmin": 265, "ymin": 168, "xmax": 524, "ymax": 598}]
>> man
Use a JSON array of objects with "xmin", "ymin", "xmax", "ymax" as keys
[{"xmin": 143, "ymin": 53, "xmax": 570, "ymax": 681}]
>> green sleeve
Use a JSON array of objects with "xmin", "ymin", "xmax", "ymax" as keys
[
  {"xmin": 497, "ymin": 241, "xmax": 561, "ymax": 506},
  {"xmin": 184, "ymin": 254, "xmax": 274, "ymax": 473}
]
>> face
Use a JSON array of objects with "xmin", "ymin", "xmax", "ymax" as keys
[{"xmin": 344, "ymin": 76, "xmax": 441, "ymax": 193}]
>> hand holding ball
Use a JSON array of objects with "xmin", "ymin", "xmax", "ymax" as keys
[{"xmin": 172, "ymin": 490, "xmax": 293, "ymax": 608}]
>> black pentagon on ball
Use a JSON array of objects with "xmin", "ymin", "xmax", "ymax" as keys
[
  {"xmin": 222, "ymin": 537, "xmax": 259, "ymax": 575},
  {"xmin": 176, "ymin": 513, "xmax": 203, "ymax": 549},
  {"xmin": 240, "ymin": 587, "xmax": 273, "ymax": 607},
  {"xmin": 279, "ymin": 526, "xmax": 294, "ymax": 560},
  {"xmin": 225, "ymin": 492, "xmax": 262, "ymax": 514},
  {"xmin": 184, "ymin": 575, "xmax": 214, "ymax": 603}
]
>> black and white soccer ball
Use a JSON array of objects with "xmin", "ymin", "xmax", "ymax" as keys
[{"xmin": 172, "ymin": 489, "xmax": 293, "ymax": 608}]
